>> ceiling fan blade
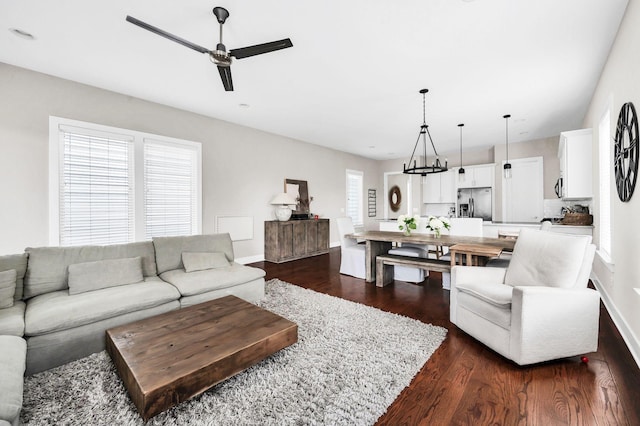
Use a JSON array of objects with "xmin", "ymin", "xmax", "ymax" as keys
[
  {"xmin": 230, "ymin": 38, "xmax": 293, "ymax": 59},
  {"xmin": 217, "ymin": 66, "xmax": 234, "ymax": 91},
  {"xmin": 126, "ymin": 15, "xmax": 211, "ymax": 54}
]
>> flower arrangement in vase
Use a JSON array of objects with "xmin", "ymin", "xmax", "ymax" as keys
[
  {"xmin": 397, "ymin": 214, "xmax": 421, "ymax": 236},
  {"xmin": 426, "ymin": 215, "xmax": 451, "ymax": 238}
]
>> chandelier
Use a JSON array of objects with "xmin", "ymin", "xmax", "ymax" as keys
[{"xmin": 403, "ymin": 89, "xmax": 448, "ymax": 175}]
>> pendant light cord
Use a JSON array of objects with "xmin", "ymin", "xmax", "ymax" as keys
[{"xmin": 459, "ymin": 124, "xmax": 464, "ymax": 167}]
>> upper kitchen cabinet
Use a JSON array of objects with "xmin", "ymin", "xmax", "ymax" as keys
[
  {"xmin": 456, "ymin": 164, "xmax": 495, "ymax": 189},
  {"xmin": 558, "ymin": 129, "xmax": 593, "ymax": 199},
  {"xmin": 423, "ymin": 169, "xmax": 455, "ymax": 203}
]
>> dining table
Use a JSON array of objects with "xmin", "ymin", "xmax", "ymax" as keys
[{"xmin": 346, "ymin": 230, "xmax": 517, "ymax": 283}]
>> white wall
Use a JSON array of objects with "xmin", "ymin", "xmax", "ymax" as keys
[
  {"xmin": 582, "ymin": 0, "xmax": 640, "ymax": 366},
  {"xmin": 0, "ymin": 63, "xmax": 381, "ymax": 258}
]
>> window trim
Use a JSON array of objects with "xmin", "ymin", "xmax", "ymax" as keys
[
  {"xmin": 49, "ymin": 116, "xmax": 202, "ymax": 245},
  {"xmin": 598, "ymin": 98, "xmax": 613, "ymax": 264}
]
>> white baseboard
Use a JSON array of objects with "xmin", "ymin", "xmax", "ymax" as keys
[
  {"xmin": 591, "ymin": 272, "xmax": 640, "ymax": 369},
  {"xmin": 235, "ymin": 254, "xmax": 264, "ymax": 265}
]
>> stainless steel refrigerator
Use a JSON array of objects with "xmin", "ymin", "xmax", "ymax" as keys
[{"xmin": 457, "ymin": 187, "xmax": 492, "ymax": 221}]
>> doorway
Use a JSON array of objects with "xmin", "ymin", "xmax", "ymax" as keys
[{"xmin": 502, "ymin": 156, "xmax": 544, "ymax": 222}]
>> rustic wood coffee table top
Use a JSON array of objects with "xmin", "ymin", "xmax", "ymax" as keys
[{"xmin": 106, "ymin": 295, "xmax": 298, "ymax": 420}]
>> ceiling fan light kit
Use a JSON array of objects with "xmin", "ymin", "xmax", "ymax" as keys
[
  {"xmin": 126, "ymin": 6, "xmax": 293, "ymax": 92},
  {"xmin": 403, "ymin": 89, "xmax": 448, "ymax": 176}
]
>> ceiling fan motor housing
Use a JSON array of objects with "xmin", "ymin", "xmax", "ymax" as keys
[{"xmin": 210, "ymin": 47, "xmax": 231, "ymax": 66}]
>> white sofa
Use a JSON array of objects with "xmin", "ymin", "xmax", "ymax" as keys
[{"xmin": 450, "ymin": 228, "xmax": 599, "ymax": 365}]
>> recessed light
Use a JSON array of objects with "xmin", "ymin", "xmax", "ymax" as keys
[
  {"xmin": 369, "ymin": 146, "xmax": 376, "ymax": 149},
  {"xmin": 9, "ymin": 28, "xmax": 35, "ymax": 40},
  {"xmin": 238, "ymin": 103, "xmax": 250, "ymax": 108},
  {"xmin": 519, "ymin": 131, "xmax": 529, "ymax": 135}
]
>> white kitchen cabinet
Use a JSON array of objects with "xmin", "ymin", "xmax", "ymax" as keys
[
  {"xmin": 558, "ymin": 129, "xmax": 592, "ymax": 199},
  {"xmin": 423, "ymin": 170, "xmax": 455, "ymax": 203},
  {"xmin": 457, "ymin": 164, "xmax": 495, "ymax": 188}
]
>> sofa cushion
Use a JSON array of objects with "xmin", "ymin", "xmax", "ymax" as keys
[
  {"xmin": 153, "ymin": 234, "xmax": 235, "ymax": 274},
  {"xmin": 0, "ymin": 269, "xmax": 16, "ymax": 309},
  {"xmin": 68, "ymin": 257, "xmax": 144, "ymax": 295},
  {"xmin": 0, "ymin": 301, "xmax": 26, "ymax": 336},
  {"xmin": 182, "ymin": 252, "xmax": 230, "ymax": 273},
  {"xmin": 24, "ymin": 277, "xmax": 180, "ymax": 336},
  {"xmin": 160, "ymin": 263, "xmax": 266, "ymax": 297},
  {"xmin": 0, "ymin": 253, "xmax": 28, "ymax": 301},
  {"xmin": 0, "ymin": 335, "xmax": 26, "ymax": 424},
  {"xmin": 505, "ymin": 229, "xmax": 591, "ymax": 289},
  {"xmin": 24, "ymin": 242, "xmax": 157, "ymax": 299}
]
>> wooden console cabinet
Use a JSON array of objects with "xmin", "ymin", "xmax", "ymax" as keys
[{"xmin": 264, "ymin": 219, "xmax": 330, "ymax": 263}]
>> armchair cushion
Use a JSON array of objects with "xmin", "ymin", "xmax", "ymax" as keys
[
  {"xmin": 456, "ymin": 281, "xmax": 513, "ymax": 307},
  {"xmin": 504, "ymin": 229, "xmax": 591, "ymax": 289}
]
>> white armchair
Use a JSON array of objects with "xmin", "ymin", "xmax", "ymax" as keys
[{"xmin": 450, "ymin": 228, "xmax": 599, "ymax": 365}]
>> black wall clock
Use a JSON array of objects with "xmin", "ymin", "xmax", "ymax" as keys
[{"xmin": 614, "ymin": 102, "xmax": 639, "ymax": 202}]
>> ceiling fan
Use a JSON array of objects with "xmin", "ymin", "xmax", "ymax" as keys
[{"xmin": 126, "ymin": 7, "xmax": 293, "ymax": 91}]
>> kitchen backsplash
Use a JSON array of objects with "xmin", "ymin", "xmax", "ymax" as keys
[{"xmin": 543, "ymin": 198, "xmax": 593, "ymax": 218}]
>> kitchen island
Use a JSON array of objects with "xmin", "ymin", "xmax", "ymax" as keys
[
  {"xmin": 376, "ymin": 219, "xmax": 593, "ymax": 237},
  {"xmin": 483, "ymin": 221, "xmax": 593, "ymax": 237}
]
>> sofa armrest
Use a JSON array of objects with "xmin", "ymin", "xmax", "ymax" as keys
[{"xmin": 510, "ymin": 286, "xmax": 600, "ymax": 365}]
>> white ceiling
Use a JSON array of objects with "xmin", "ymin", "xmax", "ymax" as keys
[{"xmin": 0, "ymin": 0, "xmax": 629, "ymax": 160}]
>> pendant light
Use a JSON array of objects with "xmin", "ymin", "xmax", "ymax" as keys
[
  {"xmin": 403, "ymin": 89, "xmax": 448, "ymax": 176},
  {"xmin": 503, "ymin": 114, "xmax": 512, "ymax": 179},
  {"xmin": 458, "ymin": 123, "xmax": 465, "ymax": 182}
]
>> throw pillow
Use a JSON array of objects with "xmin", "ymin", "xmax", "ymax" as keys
[
  {"xmin": 0, "ymin": 269, "xmax": 17, "ymax": 309},
  {"xmin": 68, "ymin": 257, "xmax": 144, "ymax": 295},
  {"xmin": 182, "ymin": 252, "xmax": 230, "ymax": 273}
]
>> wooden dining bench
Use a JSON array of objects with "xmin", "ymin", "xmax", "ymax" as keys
[{"xmin": 376, "ymin": 254, "xmax": 451, "ymax": 287}]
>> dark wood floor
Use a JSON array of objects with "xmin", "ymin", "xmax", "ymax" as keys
[{"xmin": 251, "ymin": 248, "xmax": 640, "ymax": 426}]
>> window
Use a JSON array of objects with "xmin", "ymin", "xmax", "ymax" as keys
[
  {"xmin": 144, "ymin": 140, "xmax": 201, "ymax": 238},
  {"xmin": 598, "ymin": 104, "xmax": 612, "ymax": 261},
  {"xmin": 49, "ymin": 117, "xmax": 201, "ymax": 246},
  {"xmin": 346, "ymin": 169, "xmax": 364, "ymax": 226}
]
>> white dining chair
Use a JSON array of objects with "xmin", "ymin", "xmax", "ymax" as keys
[{"xmin": 336, "ymin": 217, "xmax": 367, "ymax": 279}]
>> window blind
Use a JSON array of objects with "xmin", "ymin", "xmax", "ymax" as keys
[
  {"xmin": 346, "ymin": 170, "xmax": 364, "ymax": 226},
  {"xmin": 144, "ymin": 140, "xmax": 199, "ymax": 239},
  {"xmin": 59, "ymin": 126, "xmax": 135, "ymax": 246}
]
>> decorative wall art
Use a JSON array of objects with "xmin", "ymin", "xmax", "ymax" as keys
[
  {"xmin": 368, "ymin": 189, "xmax": 377, "ymax": 217},
  {"xmin": 389, "ymin": 185, "xmax": 402, "ymax": 212},
  {"xmin": 614, "ymin": 102, "xmax": 638, "ymax": 202},
  {"xmin": 285, "ymin": 179, "xmax": 311, "ymax": 216}
]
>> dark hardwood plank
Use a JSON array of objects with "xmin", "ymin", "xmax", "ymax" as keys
[{"xmin": 251, "ymin": 248, "xmax": 640, "ymax": 425}]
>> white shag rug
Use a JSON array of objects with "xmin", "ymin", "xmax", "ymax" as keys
[{"xmin": 21, "ymin": 279, "xmax": 447, "ymax": 426}]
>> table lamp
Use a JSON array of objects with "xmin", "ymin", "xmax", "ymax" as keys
[{"xmin": 270, "ymin": 192, "xmax": 298, "ymax": 221}]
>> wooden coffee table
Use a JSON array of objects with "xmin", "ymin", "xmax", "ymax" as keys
[{"xmin": 106, "ymin": 295, "xmax": 298, "ymax": 420}]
